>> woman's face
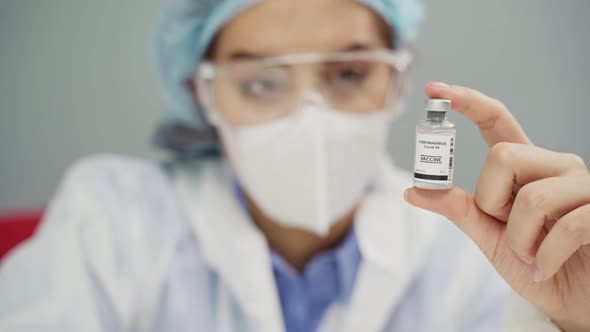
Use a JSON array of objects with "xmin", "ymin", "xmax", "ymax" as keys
[{"xmin": 202, "ymin": 0, "xmax": 396, "ymax": 126}]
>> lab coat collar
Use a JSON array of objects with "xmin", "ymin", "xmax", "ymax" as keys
[
  {"xmin": 340, "ymin": 156, "xmax": 439, "ymax": 331},
  {"xmin": 357, "ymin": 156, "xmax": 437, "ymax": 275},
  {"xmin": 173, "ymin": 157, "xmax": 439, "ymax": 332},
  {"xmin": 173, "ymin": 160, "xmax": 285, "ymax": 332}
]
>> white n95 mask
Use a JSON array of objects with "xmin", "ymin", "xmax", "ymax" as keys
[{"xmin": 215, "ymin": 103, "xmax": 394, "ymax": 236}]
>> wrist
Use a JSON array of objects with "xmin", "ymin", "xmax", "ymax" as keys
[{"xmin": 552, "ymin": 318, "xmax": 590, "ymax": 332}]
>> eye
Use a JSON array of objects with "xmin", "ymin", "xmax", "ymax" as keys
[
  {"xmin": 336, "ymin": 67, "xmax": 367, "ymax": 83},
  {"xmin": 325, "ymin": 61, "xmax": 372, "ymax": 89},
  {"xmin": 242, "ymin": 78, "xmax": 280, "ymax": 96},
  {"xmin": 239, "ymin": 70, "xmax": 289, "ymax": 101}
]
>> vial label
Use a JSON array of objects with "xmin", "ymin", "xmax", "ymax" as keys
[{"xmin": 414, "ymin": 133, "xmax": 455, "ymax": 183}]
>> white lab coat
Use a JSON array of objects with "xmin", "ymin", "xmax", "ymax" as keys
[{"xmin": 0, "ymin": 155, "xmax": 561, "ymax": 331}]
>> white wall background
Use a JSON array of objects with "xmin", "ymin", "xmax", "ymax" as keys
[{"xmin": 1, "ymin": 0, "xmax": 589, "ymax": 209}]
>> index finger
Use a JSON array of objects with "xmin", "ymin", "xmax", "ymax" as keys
[{"xmin": 425, "ymin": 82, "xmax": 532, "ymax": 147}]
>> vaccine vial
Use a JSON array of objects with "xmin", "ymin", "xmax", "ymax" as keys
[{"xmin": 413, "ymin": 99, "xmax": 456, "ymax": 190}]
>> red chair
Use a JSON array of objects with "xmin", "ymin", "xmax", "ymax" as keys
[{"xmin": 0, "ymin": 209, "xmax": 43, "ymax": 262}]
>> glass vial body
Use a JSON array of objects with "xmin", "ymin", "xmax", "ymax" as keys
[{"xmin": 413, "ymin": 99, "xmax": 456, "ymax": 190}]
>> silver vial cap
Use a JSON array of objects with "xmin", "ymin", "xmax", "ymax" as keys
[{"xmin": 425, "ymin": 98, "xmax": 451, "ymax": 112}]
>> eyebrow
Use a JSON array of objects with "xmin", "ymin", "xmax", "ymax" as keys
[{"xmin": 227, "ymin": 42, "xmax": 377, "ymax": 60}]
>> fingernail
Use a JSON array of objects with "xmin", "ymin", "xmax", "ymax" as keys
[
  {"xmin": 403, "ymin": 189, "xmax": 410, "ymax": 202},
  {"xmin": 533, "ymin": 265, "xmax": 545, "ymax": 283},
  {"xmin": 520, "ymin": 254, "xmax": 535, "ymax": 265},
  {"xmin": 429, "ymin": 82, "xmax": 450, "ymax": 89}
]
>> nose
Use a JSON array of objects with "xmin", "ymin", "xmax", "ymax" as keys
[
  {"xmin": 290, "ymin": 63, "xmax": 326, "ymax": 103},
  {"xmin": 299, "ymin": 91, "xmax": 326, "ymax": 106}
]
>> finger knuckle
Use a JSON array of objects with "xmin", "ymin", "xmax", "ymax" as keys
[
  {"xmin": 564, "ymin": 153, "xmax": 588, "ymax": 172},
  {"xmin": 492, "ymin": 98, "xmax": 508, "ymax": 112},
  {"xmin": 555, "ymin": 218, "xmax": 585, "ymax": 243},
  {"xmin": 473, "ymin": 191, "xmax": 491, "ymax": 212},
  {"xmin": 489, "ymin": 142, "xmax": 517, "ymax": 166},
  {"xmin": 475, "ymin": 98, "xmax": 507, "ymax": 130},
  {"xmin": 517, "ymin": 184, "xmax": 548, "ymax": 211}
]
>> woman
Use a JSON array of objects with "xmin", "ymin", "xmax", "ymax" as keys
[{"xmin": 1, "ymin": 0, "xmax": 589, "ymax": 331}]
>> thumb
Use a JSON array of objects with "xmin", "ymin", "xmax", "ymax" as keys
[{"xmin": 404, "ymin": 186, "xmax": 502, "ymax": 260}]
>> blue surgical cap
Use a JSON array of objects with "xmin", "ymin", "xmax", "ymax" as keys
[{"xmin": 153, "ymin": 0, "xmax": 424, "ymax": 159}]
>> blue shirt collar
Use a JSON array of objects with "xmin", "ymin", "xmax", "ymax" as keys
[
  {"xmin": 269, "ymin": 224, "xmax": 361, "ymax": 301},
  {"xmin": 231, "ymin": 176, "xmax": 362, "ymax": 301}
]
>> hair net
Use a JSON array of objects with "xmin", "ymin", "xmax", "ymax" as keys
[{"xmin": 152, "ymin": 0, "xmax": 424, "ymax": 159}]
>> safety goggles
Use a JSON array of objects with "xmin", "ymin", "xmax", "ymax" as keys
[{"xmin": 196, "ymin": 49, "xmax": 413, "ymax": 126}]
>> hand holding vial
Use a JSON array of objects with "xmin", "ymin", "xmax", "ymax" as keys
[{"xmin": 405, "ymin": 82, "xmax": 590, "ymax": 332}]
